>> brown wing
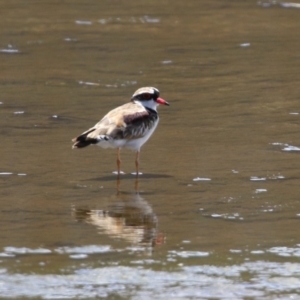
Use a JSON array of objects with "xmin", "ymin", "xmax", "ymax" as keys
[{"xmin": 72, "ymin": 102, "xmax": 150, "ymax": 148}]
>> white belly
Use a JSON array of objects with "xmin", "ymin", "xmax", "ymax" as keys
[{"xmin": 96, "ymin": 118, "xmax": 159, "ymax": 151}]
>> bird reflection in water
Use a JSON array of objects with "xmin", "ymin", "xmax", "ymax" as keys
[{"xmin": 72, "ymin": 180, "xmax": 164, "ymax": 249}]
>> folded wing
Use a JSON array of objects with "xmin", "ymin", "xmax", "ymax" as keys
[{"xmin": 72, "ymin": 103, "xmax": 154, "ymax": 148}]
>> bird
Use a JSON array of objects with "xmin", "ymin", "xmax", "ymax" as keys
[{"xmin": 72, "ymin": 87, "xmax": 169, "ymax": 175}]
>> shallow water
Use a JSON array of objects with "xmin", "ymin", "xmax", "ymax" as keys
[{"xmin": 1, "ymin": 0, "xmax": 300, "ymax": 299}]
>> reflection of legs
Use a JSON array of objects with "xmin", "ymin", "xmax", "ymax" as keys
[
  {"xmin": 135, "ymin": 151, "xmax": 140, "ymax": 176},
  {"xmin": 134, "ymin": 176, "xmax": 139, "ymax": 192},
  {"xmin": 116, "ymin": 175, "xmax": 121, "ymax": 193},
  {"xmin": 116, "ymin": 148, "xmax": 121, "ymax": 175}
]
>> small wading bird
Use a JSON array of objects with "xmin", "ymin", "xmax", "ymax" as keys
[{"xmin": 72, "ymin": 87, "xmax": 169, "ymax": 175}]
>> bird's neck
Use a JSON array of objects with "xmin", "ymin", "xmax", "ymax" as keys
[{"xmin": 134, "ymin": 100, "xmax": 158, "ymax": 112}]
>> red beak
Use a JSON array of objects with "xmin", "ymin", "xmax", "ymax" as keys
[{"xmin": 156, "ymin": 97, "xmax": 170, "ymax": 106}]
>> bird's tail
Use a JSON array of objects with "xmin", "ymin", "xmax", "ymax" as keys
[{"xmin": 72, "ymin": 128, "xmax": 98, "ymax": 149}]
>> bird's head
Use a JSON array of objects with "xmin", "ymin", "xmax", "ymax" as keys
[{"xmin": 131, "ymin": 87, "xmax": 169, "ymax": 110}]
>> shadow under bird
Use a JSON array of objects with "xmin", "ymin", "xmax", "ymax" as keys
[{"xmin": 72, "ymin": 87, "xmax": 169, "ymax": 175}]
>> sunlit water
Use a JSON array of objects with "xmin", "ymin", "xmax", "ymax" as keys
[{"xmin": 1, "ymin": 0, "xmax": 300, "ymax": 299}]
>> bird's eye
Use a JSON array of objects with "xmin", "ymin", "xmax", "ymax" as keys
[{"xmin": 143, "ymin": 93, "xmax": 152, "ymax": 100}]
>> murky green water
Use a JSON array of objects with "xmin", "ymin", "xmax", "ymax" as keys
[{"xmin": 1, "ymin": 0, "xmax": 300, "ymax": 299}]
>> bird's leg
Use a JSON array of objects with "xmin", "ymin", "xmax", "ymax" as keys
[
  {"xmin": 135, "ymin": 151, "xmax": 140, "ymax": 176},
  {"xmin": 117, "ymin": 148, "xmax": 121, "ymax": 175}
]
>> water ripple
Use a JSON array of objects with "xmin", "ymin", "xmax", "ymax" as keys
[{"xmin": 1, "ymin": 261, "xmax": 300, "ymax": 299}]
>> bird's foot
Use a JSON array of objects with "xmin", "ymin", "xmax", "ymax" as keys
[
  {"xmin": 112, "ymin": 171, "xmax": 125, "ymax": 175},
  {"xmin": 131, "ymin": 172, "xmax": 143, "ymax": 176}
]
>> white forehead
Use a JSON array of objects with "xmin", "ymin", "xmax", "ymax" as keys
[{"xmin": 132, "ymin": 87, "xmax": 159, "ymax": 97}]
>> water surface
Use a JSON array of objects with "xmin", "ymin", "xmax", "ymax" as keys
[{"xmin": 1, "ymin": 0, "xmax": 300, "ymax": 299}]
